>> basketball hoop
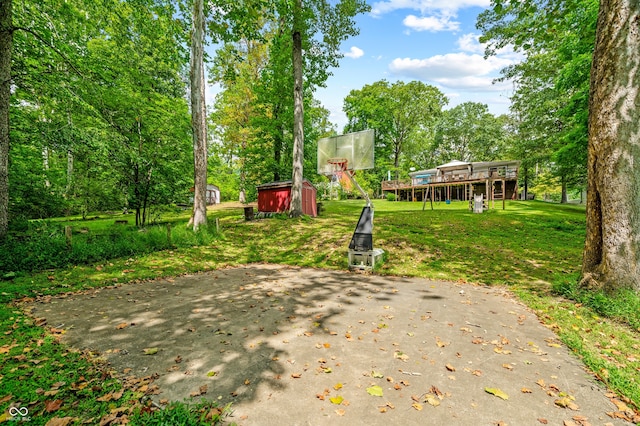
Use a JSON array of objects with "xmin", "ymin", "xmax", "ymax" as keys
[
  {"xmin": 327, "ymin": 157, "xmax": 348, "ymax": 176},
  {"xmin": 328, "ymin": 158, "xmax": 352, "ymax": 190}
]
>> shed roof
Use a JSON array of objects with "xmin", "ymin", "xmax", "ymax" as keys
[{"xmin": 256, "ymin": 179, "xmax": 315, "ymax": 190}]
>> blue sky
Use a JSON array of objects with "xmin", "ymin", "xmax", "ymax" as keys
[
  {"xmin": 206, "ymin": 0, "xmax": 521, "ymax": 132},
  {"xmin": 315, "ymin": 0, "xmax": 522, "ymax": 131}
]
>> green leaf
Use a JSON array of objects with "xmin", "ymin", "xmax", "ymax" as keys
[
  {"xmin": 366, "ymin": 385, "xmax": 383, "ymax": 397},
  {"xmin": 485, "ymin": 387, "xmax": 509, "ymax": 400},
  {"xmin": 143, "ymin": 347, "xmax": 158, "ymax": 355},
  {"xmin": 371, "ymin": 371, "xmax": 384, "ymax": 378}
]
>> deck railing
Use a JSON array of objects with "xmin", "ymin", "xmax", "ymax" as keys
[{"xmin": 381, "ymin": 170, "xmax": 517, "ymax": 190}]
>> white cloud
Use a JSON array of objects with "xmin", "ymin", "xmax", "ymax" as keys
[
  {"xmin": 344, "ymin": 46, "xmax": 364, "ymax": 59},
  {"xmin": 403, "ymin": 14, "xmax": 459, "ymax": 32},
  {"xmin": 371, "ymin": 0, "xmax": 490, "ymax": 17},
  {"xmin": 388, "ymin": 52, "xmax": 516, "ymax": 91},
  {"xmin": 457, "ymin": 33, "xmax": 484, "ymax": 53},
  {"xmin": 456, "ymin": 33, "xmax": 524, "ymax": 60}
]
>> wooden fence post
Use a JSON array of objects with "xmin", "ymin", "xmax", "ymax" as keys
[{"xmin": 65, "ymin": 226, "xmax": 72, "ymax": 248}]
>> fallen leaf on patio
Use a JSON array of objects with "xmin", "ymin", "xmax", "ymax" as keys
[
  {"xmin": 200, "ymin": 385, "xmax": 208, "ymax": 394},
  {"xmin": 329, "ymin": 395, "xmax": 344, "ymax": 405},
  {"xmin": 367, "ymin": 385, "xmax": 383, "ymax": 397},
  {"xmin": 335, "ymin": 409, "xmax": 346, "ymax": 416},
  {"xmin": 372, "ymin": 371, "xmax": 384, "ymax": 378},
  {"xmin": 394, "ymin": 351, "xmax": 409, "ymax": 361},
  {"xmin": 485, "ymin": 387, "xmax": 509, "ymax": 400},
  {"xmin": 537, "ymin": 419, "xmax": 548, "ymax": 424},
  {"xmin": 555, "ymin": 396, "xmax": 579, "ymax": 410},
  {"xmin": 571, "ymin": 415, "xmax": 590, "ymax": 425},
  {"xmin": 611, "ymin": 398, "xmax": 631, "ymax": 413},
  {"xmin": 244, "ymin": 379, "xmax": 250, "ymax": 385},
  {"xmin": 323, "ymin": 343, "xmax": 331, "ymax": 348},
  {"xmin": 143, "ymin": 347, "xmax": 158, "ymax": 355},
  {"xmin": 207, "ymin": 371, "xmax": 217, "ymax": 377},
  {"xmin": 430, "ymin": 386, "xmax": 443, "ymax": 399},
  {"xmin": 334, "ymin": 383, "xmax": 343, "ymax": 390},
  {"xmin": 115, "ymin": 323, "xmax": 128, "ymax": 330},
  {"xmin": 445, "ymin": 364, "xmax": 456, "ymax": 372},
  {"xmin": 291, "ymin": 373, "xmax": 302, "ymax": 378},
  {"xmin": 412, "ymin": 402, "xmax": 423, "ymax": 411},
  {"xmin": 502, "ymin": 364, "xmax": 514, "ymax": 371},
  {"xmin": 436, "ymin": 337, "xmax": 449, "ymax": 348},
  {"xmin": 521, "ymin": 388, "xmax": 532, "ymax": 393},
  {"xmin": 424, "ymin": 394, "xmax": 440, "ymax": 407}
]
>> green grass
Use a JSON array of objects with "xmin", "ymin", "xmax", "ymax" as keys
[{"xmin": 1, "ymin": 199, "xmax": 640, "ymax": 423}]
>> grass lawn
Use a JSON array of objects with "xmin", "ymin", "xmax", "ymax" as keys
[{"xmin": 1, "ymin": 199, "xmax": 639, "ymax": 423}]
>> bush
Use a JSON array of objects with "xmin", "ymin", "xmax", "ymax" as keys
[{"xmin": 385, "ymin": 193, "xmax": 396, "ymax": 202}]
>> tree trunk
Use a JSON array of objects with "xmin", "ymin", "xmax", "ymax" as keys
[
  {"xmin": 523, "ymin": 165, "xmax": 528, "ymax": 200},
  {"xmin": 0, "ymin": 0, "xmax": 10, "ymax": 239},
  {"xmin": 582, "ymin": 0, "xmax": 640, "ymax": 291},
  {"xmin": 66, "ymin": 149, "xmax": 73, "ymax": 196},
  {"xmin": 42, "ymin": 146, "xmax": 50, "ymax": 188},
  {"xmin": 560, "ymin": 174, "xmax": 567, "ymax": 204},
  {"xmin": 289, "ymin": 0, "xmax": 304, "ymax": 218},
  {"xmin": 190, "ymin": 0, "xmax": 208, "ymax": 230}
]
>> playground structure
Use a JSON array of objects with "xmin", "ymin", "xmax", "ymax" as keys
[{"xmin": 317, "ymin": 130, "xmax": 384, "ymax": 271}]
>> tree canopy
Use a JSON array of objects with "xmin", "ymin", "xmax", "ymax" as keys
[{"xmin": 343, "ymin": 80, "xmax": 447, "ymax": 181}]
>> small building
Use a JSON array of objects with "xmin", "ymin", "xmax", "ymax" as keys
[
  {"xmin": 206, "ymin": 184, "xmax": 220, "ymax": 205},
  {"xmin": 189, "ymin": 184, "xmax": 221, "ymax": 205},
  {"xmin": 257, "ymin": 179, "xmax": 317, "ymax": 217}
]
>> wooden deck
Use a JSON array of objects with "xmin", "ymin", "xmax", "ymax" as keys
[{"xmin": 381, "ymin": 170, "xmax": 518, "ymax": 191}]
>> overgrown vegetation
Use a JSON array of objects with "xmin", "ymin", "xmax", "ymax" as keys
[
  {"xmin": 1, "ymin": 200, "xmax": 639, "ymax": 423},
  {"xmin": 0, "ymin": 213, "xmax": 220, "ymax": 274}
]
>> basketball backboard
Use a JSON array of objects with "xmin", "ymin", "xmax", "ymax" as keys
[{"xmin": 317, "ymin": 129, "xmax": 375, "ymax": 176}]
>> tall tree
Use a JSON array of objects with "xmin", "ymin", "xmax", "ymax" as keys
[
  {"xmin": 289, "ymin": 0, "xmax": 304, "ymax": 217},
  {"xmin": 431, "ymin": 102, "xmax": 506, "ymax": 165},
  {"xmin": 477, "ymin": 0, "xmax": 596, "ymax": 201},
  {"xmin": 284, "ymin": 0, "xmax": 369, "ymax": 216},
  {"xmin": 189, "ymin": 0, "xmax": 207, "ymax": 230},
  {"xmin": 0, "ymin": 0, "xmax": 10, "ymax": 238},
  {"xmin": 344, "ymin": 80, "xmax": 447, "ymax": 180},
  {"xmin": 581, "ymin": 0, "xmax": 640, "ymax": 291}
]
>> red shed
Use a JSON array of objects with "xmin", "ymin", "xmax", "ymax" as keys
[{"xmin": 256, "ymin": 179, "xmax": 317, "ymax": 217}]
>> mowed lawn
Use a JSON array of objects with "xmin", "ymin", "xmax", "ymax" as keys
[{"xmin": 2, "ymin": 199, "xmax": 639, "ymax": 423}]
